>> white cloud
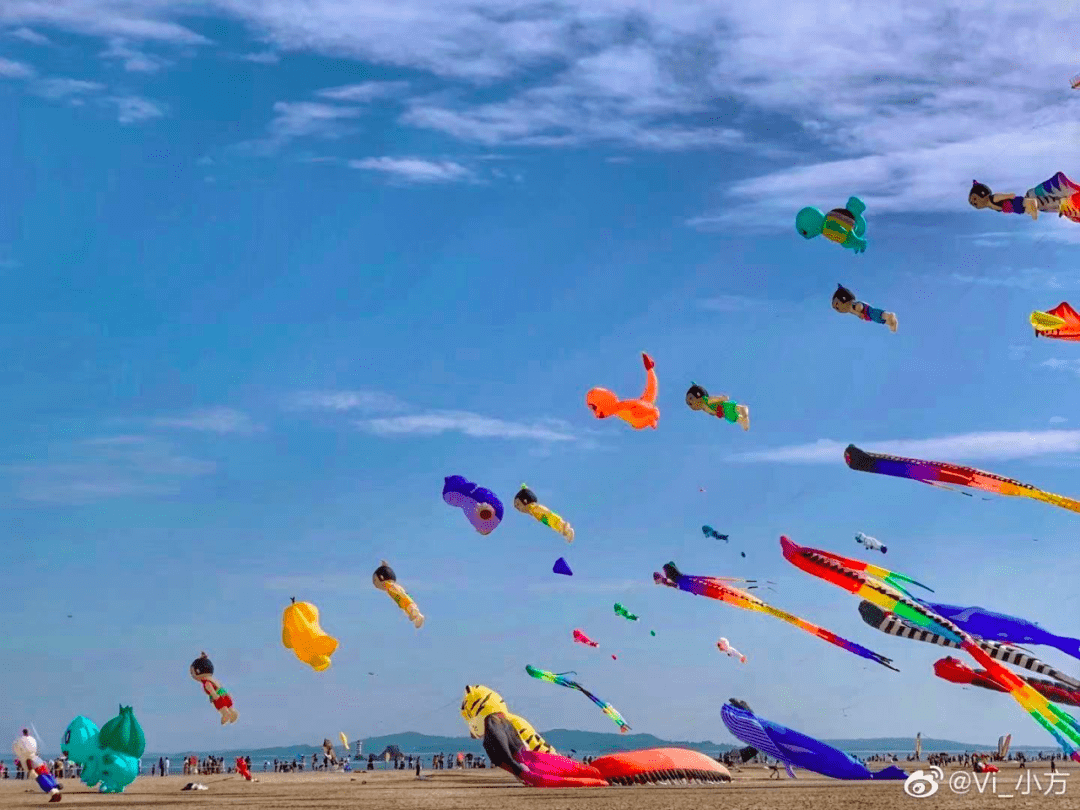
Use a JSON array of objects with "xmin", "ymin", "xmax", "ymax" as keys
[
  {"xmin": 348, "ymin": 156, "xmax": 475, "ymax": 184},
  {"xmin": 100, "ymin": 37, "xmax": 167, "ymax": 72},
  {"xmin": 1050, "ymin": 416, "xmax": 1068, "ymax": 425},
  {"xmin": 0, "ymin": 3, "xmax": 209, "ymax": 45},
  {"xmin": 0, "ymin": 56, "xmax": 33, "ymax": 78},
  {"xmin": 316, "ymin": 80, "xmax": 409, "ymax": 102},
  {"xmin": 31, "ymin": 77, "xmax": 105, "ymax": 99},
  {"xmin": 1040, "ymin": 358, "xmax": 1080, "ymax": 375},
  {"xmin": 8, "ymin": 27, "xmax": 49, "ymax": 45},
  {"xmin": 950, "ymin": 267, "xmax": 1080, "ymax": 291},
  {"xmin": 254, "ymin": 101, "xmax": 361, "ymax": 150},
  {"xmin": 151, "ymin": 407, "xmax": 262, "ymax": 434},
  {"xmin": 240, "ymin": 51, "xmax": 279, "ymax": 63},
  {"xmin": 356, "ymin": 411, "xmax": 576, "ymax": 442},
  {"xmin": 731, "ymin": 431, "xmax": 1080, "ymax": 464},
  {"xmin": 107, "ymin": 95, "xmax": 165, "ymax": 124},
  {"xmin": 287, "ymin": 390, "xmax": 405, "ymax": 413},
  {"xmin": 698, "ymin": 294, "xmax": 775, "ymax": 312},
  {"xmin": 4, "ymin": 435, "xmax": 215, "ymax": 505}
]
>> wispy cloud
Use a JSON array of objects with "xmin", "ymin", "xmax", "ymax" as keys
[
  {"xmin": 100, "ymin": 38, "xmax": 167, "ymax": 72},
  {"xmin": 240, "ymin": 51, "xmax": 279, "ymax": 64},
  {"xmin": 31, "ymin": 77, "xmax": 106, "ymax": 100},
  {"xmin": 950, "ymin": 268, "xmax": 1080, "ymax": 291},
  {"xmin": 8, "ymin": 27, "xmax": 50, "ymax": 45},
  {"xmin": 348, "ymin": 156, "xmax": 475, "ymax": 184},
  {"xmin": 698, "ymin": 294, "xmax": 776, "ymax": 312},
  {"xmin": 151, "ymin": 407, "xmax": 261, "ymax": 434},
  {"xmin": 108, "ymin": 95, "xmax": 165, "ymax": 124},
  {"xmin": 732, "ymin": 431, "xmax": 1080, "ymax": 464},
  {"xmin": 0, "ymin": 56, "xmax": 34, "ymax": 78},
  {"xmin": 4, "ymin": 435, "xmax": 215, "ymax": 505},
  {"xmin": 316, "ymin": 80, "xmax": 409, "ymax": 103},
  {"xmin": 1040, "ymin": 358, "xmax": 1080, "ymax": 376},
  {"xmin": 1050, "ymin": 416, "xmax": 1068, "ymax": 425},
  {"xmin": 286, "ymin": 390, "xmax": 405, "ymax": 413},
  {"xmin": 253, "ymin": 101, "xmax": 361, "ymax": 151},
  {"xmin": 0, "ymin": 6, "xmax": 209, "ymax": 45},
  {"xmin": 525, "ymin": 578, "xmax": 642, "ymax": 595},
  {"xmin": 356, "ymin": 411, "xmax": 576, "ymax": 442}
]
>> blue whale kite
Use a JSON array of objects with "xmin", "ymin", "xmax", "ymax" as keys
[{"xmin": 720, "ymin": 699, "xmax": 907, "ymax": 781}]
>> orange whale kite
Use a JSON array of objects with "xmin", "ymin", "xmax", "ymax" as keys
[
  {"xmin": 586, "ymin": 352, "xmax": 659, "ymax": 430},
  {"xmin": 1031, "ymin": 302, "xmax": 1080, "ymax": 341}
]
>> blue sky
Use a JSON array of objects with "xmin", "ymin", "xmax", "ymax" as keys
[{"xmin": 3, "ymin": 1, "xmax": 1080, "ymax": 758}]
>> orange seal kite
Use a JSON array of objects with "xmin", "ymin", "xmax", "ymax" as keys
[{"xmin": 586, "ymin": 352, "xmax": 659, "ymax": 430}]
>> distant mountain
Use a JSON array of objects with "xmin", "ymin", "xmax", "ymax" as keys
[{"xmin": 137, "ymin": 730, "xmax": 1051, "ymax": 762}]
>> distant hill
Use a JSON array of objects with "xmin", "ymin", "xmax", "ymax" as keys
[{"xmin": 136, "ymin": 730, "xmax": 1050, "ymax": 762}]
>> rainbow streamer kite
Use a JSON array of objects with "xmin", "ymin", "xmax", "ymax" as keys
[
  {"xmin": 845, "ymin": 444, "xmax": 1080, "ymax": 515},
  {"xmin": 525, "ymin": 665, "xmax": 630, "ymax": 733},
  {"xmin": 653, "ymin": 562, "xmax": 897, "ymax": 670},
  {"xmin": 780, "ymin": 536, "xmax": 1080, "ymax": 761}
]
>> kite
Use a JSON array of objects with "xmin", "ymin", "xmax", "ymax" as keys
[
  {"xmin": 586, "ymin": 352, "xmax": 659, "ymax": 430},
  {"xmin": 1031, "ymin": 302, "xmax": 1080, "ymax": 341},
  {"xmin": 844, "ymin": 444, "xmax": 1080, "ymax": 515},
  {"xmin": 573, "ymin": 629, "xmax": 599, "ymax": 648},
  {"xmin": 236, "ymin": 757, "xmax": 254, "ymax": 781},
  {"xmin": 12, "ymin": 730, "xmax": 62, "ymax": 801},
  {"xmin": 525, "ymin": 665, "xmax": 630, "ymax": 733},
  {"xmin": 796, "ymin": 196, "xmax": 867, "ymax": 253},
  {"xmin": 918, "ymin": 602, "xmax": 1080, "ymax": 661},
  {"xmin": 780, "ymin": 537, "xmax": 1080, "ymax": 761},
  {"xmin": 61, "ymin": 706, "xmax": 146, "ymax": 794},
  {"xmin": 553, "ymin": 557, "xmax": 573, "ymax": 576},
  {"xmin": 460, "ymin": 684, "xmax": 729, "ymax": 787},
  {"xmin": 653, "ymin": 561, "xmax": 897, "ymax": 669},
  {"xmin": 858, "ymin": 601, "xmax": 1080, "ymax": 690},
  {"xmin": 721, "ymin": 700, "xmax": 907, "ymax": 780},
  {"xmin": 1072, "ymin": 74, "xmax": 1080, "ymax": 90},
  {"xmin": 934, "ymin": 657, "xmax": 1080, "ymax": 708},
  {"xmin": 513, "ymin": 484, "xmax": 574, "ymax": 542},
  {"xmin": 717, "ymin": 638, "xmax": 747, "ymax": 663},
  {"xmin": 831, "ymin": 284, "xmax": 896, "ymax": 332},
  {"xmin": 614, "ymin": 603, "xmax": 639, "ymax": 621},
  {"xmin": 373, "ymin": 560, "xmax": 424, "ymax": 628},
  {"xmin": 340, "ymin": 732, "xmax": 350, "ymax": 755},
  {"xmin": 855, "ymin": 532, "xmax": 886, "ymax": 554},
  {"xmin": 702, "ymin": 525, "xmax": 729, "ymax": 541},
  {"xmin": 686, "ymin": 383, "xmax": 750, "ymax": 430},
  {"xmin": 189, "ymin": 651, "xmax": 238, "ymax": 724},
  {"xmin": 282, "ymin": 597, "xmax": 339, "ymax": 671},
  {"xmin": 443, "ymin": 475, "xmax": 504, "ymax": 535},
  {"xmin": 969, "ymin": 173, "xmax": 1080, "ymax": 223}
]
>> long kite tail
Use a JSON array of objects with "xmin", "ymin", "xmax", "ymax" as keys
[
  {"xmin": 573, "ymin": 682, "xmax": 631, "ymax": 733},
  {"xmin": 746, "ymin": 598, "xmax": 899, "ymax": 671}
]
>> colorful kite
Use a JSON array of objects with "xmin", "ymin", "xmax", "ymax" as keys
[
  {"xmin": 514, "ymin": 484, "xmax": 574, "ymax": 542},
  {"xmin": 780, "ymin": 537, "xmax": 1080, "ymax": 761},
  {"xmin": 686, "ymin": 383, "xmax": 749, "ymax": 431},
  {"xmin": 1072, "ymin": 74, "xmax": 1080, "ymax": 90},
  {"xmin": 969, "ymin": 173, "xmax": 1080, "ymax": 223},
  {"xmin": 844, "ymin": 444, "xmax": 1080, "ymax": 515},
  {"xmin": 858, "ymin": 601, "xmax": 1080, "ymax": 690},
  {"xmin": 702, "ymin": 525, "xmax": 728, "ymax": 541},
  {"xmin": 796, "ymin": 196, "xmax": 867, "ymax": 253},
  {"xmin": 721, "ymin": 700, "xmax": 907, "ymax": 780},
  {"xmin": 934, "ymin": 657, "xmax": 1080, "ymax": 708},
  {"xmin": 613, "ymin": 603, "xmax": 639, "ymax": 621},
  {"xmin": 1031, "ymin": 302, "xmax": 1080, "ymax": 341},
  {"xmin": 653, "ymin": 562, "xmax": 896, "ymax": 670},
  {"xmin": 717, "ymin": 638, "xmax": 747, "ymax": 663},
  {"xmin": 372, "ymin": 560, "xmax": 424, "ymax": 628},
  {"xmin": 12, "ymin": 730, "xmax": 62, "ymax": 801},
  {"xmin": 189, "ymin": 652, "xmax": 238, "ymax": 724},
  {"xmin": 855, "ymin": 532, "xmax": 886, "ymax": 553},
  {"xmin": 831, "ymin": 284, "xmax": 896, "ymax": 332},
  {"xmin": 282, "ymin": 597, "xmax": 339, "ymax": 671},
  {"xmin": 573, "ymin": 630, "xmax": 598, "ymax": 648},
  {"xmin": 918, "ymin": 602, "xmax": 1080, "ymax": 662},
  {"xmin": 525, "ymin": 665, "xmax": 630, "ymax": 733},
  {"xmin": 443, "ymin": 475, "xmax": 504, "ymax": 534},
  {"xmin": 586, "ymin": 352, "xmax": 659, "ymax": 430},
  {"xmin": 553, "ymin": 557, "xmax": 573, "ymax": 576}
]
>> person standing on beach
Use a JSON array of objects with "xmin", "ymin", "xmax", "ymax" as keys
[{"xmin": 158, "ymin": 757, "xmax": 164, "ymax": 777}]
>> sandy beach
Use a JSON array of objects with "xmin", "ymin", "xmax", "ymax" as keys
[{"xmin": 3, "ymin": 761, "xmax": 1078, "ymax": 809}]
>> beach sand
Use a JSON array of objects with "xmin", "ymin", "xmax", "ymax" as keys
[{"xmin": 1, "ymin": 762, "xmax": 1077, "ymax": 808}]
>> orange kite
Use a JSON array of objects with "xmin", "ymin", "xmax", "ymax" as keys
[
  {"xmin": 1031, "ymin": 302, "xmax": 1080, "ymax": 341},
  {"xmin": 586, "ymin": 352, "xmax": 659, "ymax": 430}
]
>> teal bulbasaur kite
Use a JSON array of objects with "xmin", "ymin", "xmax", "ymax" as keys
[{"xmin": 796, "ymin": 197, "xmax": 867, "ymax": 253}]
